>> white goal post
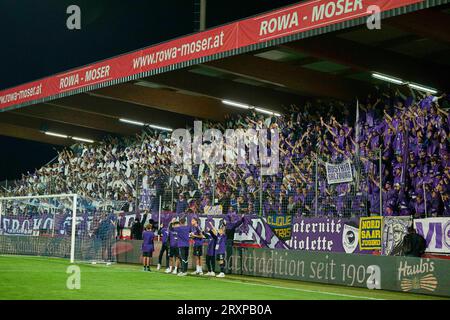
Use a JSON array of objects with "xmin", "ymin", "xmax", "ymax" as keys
[{"xmin": 0, "ymin": 193, "xmax": 78, "ymax": 263}]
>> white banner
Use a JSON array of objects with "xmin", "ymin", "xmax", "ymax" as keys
[
  {"xmin": 203, "ymin": 205, "xmax": 223, "ymax": 215},
  {"xmin": 414, "ymin": 218, "xmax": 450, "ymax": 254},
  {"xmin": 325, "ymin": 160, "xmax": 353, "ymax": 184}
]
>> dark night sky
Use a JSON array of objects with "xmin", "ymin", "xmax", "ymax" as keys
[{"xmin": 0, "ymin": 0, "xmax": 300, "ymax": 180}]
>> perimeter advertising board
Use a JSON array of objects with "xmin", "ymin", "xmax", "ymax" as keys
[{"xmin": 230, "ymin": 247, "xmax": 450, "ymax": 297}]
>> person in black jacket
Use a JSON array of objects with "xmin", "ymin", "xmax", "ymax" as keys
[
  {"xmin": 222, "ymin": 214, "xmax": 245, "ymax": 274},
  {"xmin": 131, "ymin": 217, "xmax": 143, "ymax": 240},
  {"xmin": 402, "ymin": 226, "xmax": 427, "ymax": 257}
]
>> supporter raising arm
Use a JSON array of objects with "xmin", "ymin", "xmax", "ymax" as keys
[{"xmin": 208, "ymin": 221, "xmax": 227, "ymax": 278}]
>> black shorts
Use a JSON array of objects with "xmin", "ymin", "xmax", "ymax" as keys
[
  {"xmin": 216, "ymin": 254, "xmax": 225, "ymax": 261},
  {"xmin": 169, "ymin": 247, "xmax": 179, "ymax": 258},
  {"xmin": 193, "ymin": 246, "xmax": 203, "ymax": 257},
  {"xmin": 142, "ymin": 251, "xmax": 152, "ymax": 257}
]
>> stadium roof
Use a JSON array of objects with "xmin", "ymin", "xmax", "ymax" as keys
[{"xmin": 0, "ymin": 0, "xmax": 449, "ymax": 146}]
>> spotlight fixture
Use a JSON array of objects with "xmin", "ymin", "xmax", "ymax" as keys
[
  {"xmin": 222, "ymin": 100, "xmax": 251, "ymax": 110},
  {"xmin": 119, "ymin": 118, "xmax": 145, "ymax": 126},
  {"xmin": 44, "ymin": 132, "xmax": 68, "ymax": 139},
  {"xmin": 72, "ymin": 137, "xmax": 95, "ymax": 143},
  {"xmin": 222, "ymin": 100, "xmax": 281, "ymax": 117},
  {"xmin": 408, "ymin": 83, "xmax": 437, "ymax": 94},
  {"xmin": 372, "ymin": 72, "xmax": 404, "ymax": 85}
]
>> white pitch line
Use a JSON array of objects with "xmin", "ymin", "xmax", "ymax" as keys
[{"xmin": 219, "ymin": 278, "xmax": 384, "ymax": 300}]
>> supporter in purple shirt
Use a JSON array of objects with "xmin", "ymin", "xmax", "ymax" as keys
[
  {"xmin": 397, "ymin": 189, "xmax": 412, "ymax": 216},
  {"xmin": 190, "ymin": 217, "xmax": 205, "ymax": 275},
  {"xmin": 263, "ymin": 196, "xmax": 278, "ymax": 216},
  {"xmin": 393, "ymin": 126, "xmax": 405, "ymax": 155},
  {"xmin": 413, "ymin": 194, "xmax": 427, "ymax": 218},
  {"xmin": 167, "ymin": 220, "xmax": 180, "ymax": 274},
  {"xmin": 174, "ymin": 217, "xmax": 191, "ymax": 276},
  {"xmin": 429, "ymin": 190, "xmax": 442, "ymax": 217},
  {"xmin": 392, "ymin": 167, "xmax": 402, "ymax": 186},
  {"xmin": 208, "ymin": 221, "xmax": 227, "ymax": 278},
  {"xmin": 368, "ymin": 178, "xmax": 381, "ymax": 215},
  {"xmin": 442, "ymin": 193, "xmax": 450, "ymax": 217},
  {"xmin": 176, "ymin": 193, "xmax": 188, "ymax": 214},
  {"xmin": 141, "ymin": 224, "xmax": 155, "ymax": 271},
  {"xmin": 385, "ymin": 205, "xmax": 395, "ymax": 216}
]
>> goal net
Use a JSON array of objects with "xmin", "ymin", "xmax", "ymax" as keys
[{"xmin": 0, "ymin": 194, "xmax": 118, "ymax": 264}]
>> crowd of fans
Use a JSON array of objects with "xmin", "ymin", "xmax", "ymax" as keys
[{"xmin": 3, "ymin": 85, "xmax": 450, "ymax": 218}]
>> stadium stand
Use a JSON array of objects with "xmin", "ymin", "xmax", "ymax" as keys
[{"xmin": 2, "ymin": 86, "xmax": 449, "ymax": 218}]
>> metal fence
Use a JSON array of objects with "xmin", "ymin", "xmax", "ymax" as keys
[{"xmin": 134, "ymin": 150, "xmax": 383, "ymax": 218}]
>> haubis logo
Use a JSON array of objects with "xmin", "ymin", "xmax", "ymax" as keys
[{"xmin": 170, "ymin": 121, "xmax": 279, "ymax": 175}]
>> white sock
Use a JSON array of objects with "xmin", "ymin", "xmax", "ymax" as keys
[
  {"xmin": 198, "ymin": 265, "xmax": 202, "ymax": 272},
  {"xmin": 168, "ymin": 266, "xmax": 172, "ymax": 271}
]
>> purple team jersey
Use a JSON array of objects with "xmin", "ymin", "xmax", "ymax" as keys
[
  {"xmin": 215, "ymin": 233, "xmax": 227, "ymax": 255},
  {"xmin": 169, "ymin": 229, "xmax": 178, "ymax": 248},
  {"xmin": 141, "ymin": 230, "xmax": 155, "ymax": 253},
  {"xmin": 176, "ymin": 225, "xmax": 191, "ymax": 248},
  {"xmin": 191, "ymin": 225, "xmax": 204, "ymax": 247},
  {"xmin": 206, "ymin": 234, "xmax": 216, "ymax": 256},
  {"xmin": 160, "ymin": 227, "xmax": 169, "ymax": 245}
]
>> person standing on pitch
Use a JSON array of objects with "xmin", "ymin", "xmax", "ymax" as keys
[
  {"xmin": 223, "ymin": 214, "xmax": 245, "ymax": 274},
  {"xmin": 157, "ymin": 223, "xmax": 170, "ymax": 271},
  {"xmin": 203, "ymin": 226, "xmax": 217, "ymax": 276},
  {"xmin": 167, "ymin": 219, "xmax": 180, "ymax": 274},
  {"xmin": 175, "ymin": 217, "xmax": 191, "ymax": 276},
  {"xmin": 208, "ymin": 221, "xmax": 227, "ymax": 278},
  {"xmin": 190, "ymin": 217, "xmax": 205, "ymax": 275},
  {"xmin": 141, "ymin": 224, "xmax": 155, "ymax": 272}
]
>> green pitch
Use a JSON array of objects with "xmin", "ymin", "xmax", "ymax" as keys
[{"xmin": 0, "ymin": 255, "xmax": 447, "ymax": 300}]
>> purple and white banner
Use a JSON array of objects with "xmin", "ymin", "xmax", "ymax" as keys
[
  {"xmin": 5, "ymin": 212, "xmax": 448, "ymax": 255},
  {"xmin": 0, "ymin": 211, "xmax": 120, "ymax": 237},
  {"xmin": 0, "ymin": 212, "xmax": 369, "ymax": 253},
  {"xmin": 286, "ymin": 217, "xmax": 368, "ymax": 254},
  {"xmin": 414, "ymin": 218, "xmax": 450, "ymax": 254}
]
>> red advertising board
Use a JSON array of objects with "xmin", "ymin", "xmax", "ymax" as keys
[{"xmin": 0, "ymin": 0, "xmax": 423, "ymax": 111}]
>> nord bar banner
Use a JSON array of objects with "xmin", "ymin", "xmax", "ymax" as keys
[{"xmin": 359, "ymin": 216, "xmax": 383, "ymax": 250}]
